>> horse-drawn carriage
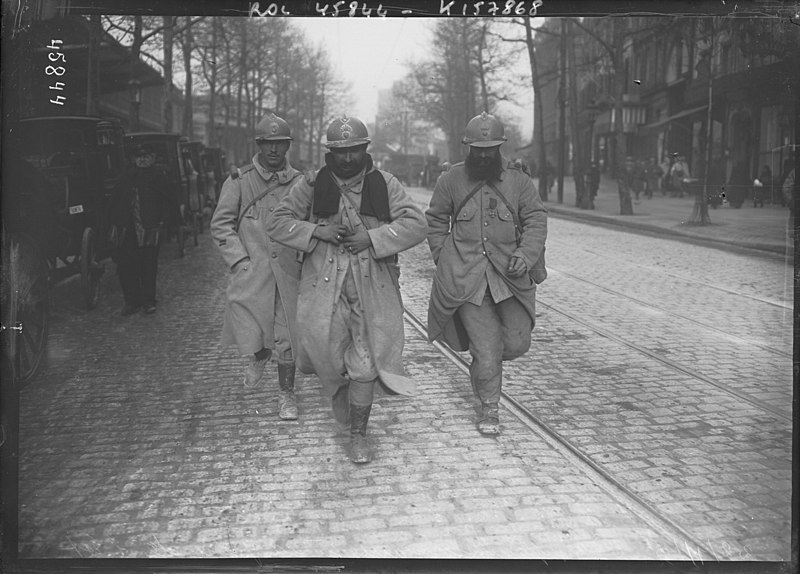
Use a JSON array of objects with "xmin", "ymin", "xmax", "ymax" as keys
[{"xmin": 2, "ymin": 116, "xmax": 127, "ymax": 382}]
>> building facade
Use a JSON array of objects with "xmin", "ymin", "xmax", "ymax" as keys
[{"xmin": 535, "ymin": 16, "xmax": 797, "ymax": 193}]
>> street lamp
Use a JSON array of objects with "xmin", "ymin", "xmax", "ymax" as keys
[{"xmin": 128, "ymin": 78, "xmax": 142, "ymax": 131}]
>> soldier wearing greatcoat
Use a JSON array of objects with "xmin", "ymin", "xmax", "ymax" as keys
[
  {"xmin": 266, "ymin": 115, "xmax": 427, "ymax": 463},
  {"xmin": 210, "ymin": 113, "xmax": 303, "ymax": 420},
  {"xmin": 426, "ymin": 112, "xmax": 548, "ymax": 436}
]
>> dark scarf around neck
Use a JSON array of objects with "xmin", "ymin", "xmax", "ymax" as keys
[{"xmin": 313, "ymin": 153, "xmax": 390, "ymax": 221}]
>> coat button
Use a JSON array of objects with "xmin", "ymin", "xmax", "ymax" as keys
[
  {"xmin": 483, "ymin": 222, "xmax": 488, "ymax": 227},
  {"xmin": 328, "ymin": 257, "xmax": 334, "ymax": 263},
  {"xmin": 271, "ymin": 253, "xmax": 277, "ymax": 258},
  {"xmin": 337, "ymin": 266, "xmax": 341, "ymax": 271},
  {"xmin": 339, "ymin": 249, "xmax": 345, "ymax": 254},
  {"xmin": 324, "ymin": 277, "xmax": 330, "ymax": 282}
]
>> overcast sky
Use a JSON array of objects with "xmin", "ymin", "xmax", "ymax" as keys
[
  {"xmin": 292, "ymin": 17, "xmax": 433, "ymax": 122},
  {"xmin": 291, "ymin": 17, "xmax": 533, "ymax": 141}
]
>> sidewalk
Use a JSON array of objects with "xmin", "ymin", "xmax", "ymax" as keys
[{"xmin": 543, "ymin": 174, "xmax": 793, "ymax": 258}]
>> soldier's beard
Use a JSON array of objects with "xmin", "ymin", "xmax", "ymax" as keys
[{"xmin": 465, "ymin": 151, "xmax": 503, "ymax": 182}]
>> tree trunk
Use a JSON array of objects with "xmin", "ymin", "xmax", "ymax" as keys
[
  {"xmin": 129, "ymin": 16, "xmax": 143, "ymax": 131},
  {"xmin": 181, "ymin": 16, "xmax": 194, "ymax": 138},
  {"xmin": 557, "ymin": 18, "xmax": 567, "ymax": 203},
  {"xmin": 206, "ymin": 19, "xmax": 218, "ymax": 146},
  {"xmin": 524, "ymin": 17, "xmax": 548, "ymax": 201},
  {"xmin": 567, "ymin": 19, "xmax": 588, "ymax": 209},
  {"xmin": 612, "ymin": 18, "xmax": 633, "ymax": 214},
  {"xmin": 162, "ymin": 16, "xmax": 175, "ymax": 133}
]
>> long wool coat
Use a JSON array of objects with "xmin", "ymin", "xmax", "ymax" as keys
[
  {"xmin": 210, "ymin": 156, "xmax": 303, "ymax": 356},
  {"xmin": 426, "ymin": 159, "xmax": 548, "ymax": 351},
  {"xmin": 265, "ymin": 166, "xmax": 427, "ymax": 397}
]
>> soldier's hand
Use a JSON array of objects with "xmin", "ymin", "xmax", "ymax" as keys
[
  {"xmin": 341, "ymin": 227, "xmax": 372, "ymax": 254},
  {"xmin": 507, "ymin": 255, "xmax": 528, "ymax": 278},
  {"xmin": 313, "ymin": 224, "xmax": 349, "ymax": 244}
]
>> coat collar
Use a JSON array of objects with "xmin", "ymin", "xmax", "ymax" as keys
[{"xmin": 252, "ymin": 153, "xmax": 300, "ymax": 184}]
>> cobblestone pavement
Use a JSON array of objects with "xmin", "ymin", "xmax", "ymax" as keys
[
  {"xmin": 15, "ymin": 189, "xmax": 792, "ymax": 564},
  {"xmin": 401, "ymin": 188, "xmax": 792, "ymax": 561}
]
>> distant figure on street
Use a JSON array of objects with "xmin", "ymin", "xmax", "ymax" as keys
[
  {"xmin": 210, "ymin": 113, "xmax": 304, "ymax": 420},
  {"xmin": 660, "ymin": 154, "xmax": 673, "ymax": 195},
  {"xmin": 631, "ymin": 158, "xmax": 645, "ymax": 201},
  {"xmin": 110, "ymin": 143, "xmax": 181, "ymax": 316},
  {"xmin": 266, "ymin": 115, "xmax": 427, "ymax": 463},
  {"xmin": 616, "ymin": 156, "xmax": 636, "ymax": 214},
  {"xmin": 728, "ymin": 160, "xmax": 750, "ymax": 209},
  {"xmin": 782, "ymin": 167, "xmax": 795, "ymax": 239},
  {"xmin": 426, "ymin": 112, "xmax": 548, "ymax": 436},
  {"xmin": 644, "ymin": 157, "xmax": 662, "ymax": 198},
  {"xmin": 670, "ymin": 155, "xmax": 691, "ymax": 198},
  {"xmin": 753, "ymin": 165, "xmax": 772, "ymax": 208}
]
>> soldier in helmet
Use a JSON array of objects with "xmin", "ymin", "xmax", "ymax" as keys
[
  {"xmin": 210, "ymin": 113, "xmax": 304, "ymax": 420},
  {"xmin": 266, "ymin": 115, "xmax": 426, "ymax": 463},
  {"xmin": 426, "ymin": 112, "xmax": 548, "ymax": 436}
]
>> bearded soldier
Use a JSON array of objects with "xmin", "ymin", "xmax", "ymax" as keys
[
  {"xmin": 426, "ymin": 112, "xmax": 548, "ymax": 436},
  {"xmin": 266, "ymin": 115, "xmax": 426, "ymax": 463},
  {"xmin": 211, "ymin": 113, "xmax": 304, "ymax": 420}
]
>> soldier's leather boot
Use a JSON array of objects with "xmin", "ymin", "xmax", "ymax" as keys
[
  {"xmin": 331, "ymin": 382, "xmax": 350, "ymax": 426},
  {"xmin": 477, "ymin": 403, "xmax": 500, "ymax": 436},
  {"xmin": 349, "ymin": 403, "xmax": 373, "ymax": 464},
  {"xmin": 277, "ymin": 363, "xmax": 298, "ymax": 420}
]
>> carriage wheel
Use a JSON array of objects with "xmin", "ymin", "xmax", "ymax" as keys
[
  {"xmin": 192, "ymin": 213, "xmax": 200, "ymax": 246},
  {"xmin": 2, "ymin": 237, "xmax": 50, "ymax": 384},
  {"xmin": 177, "ymin": 225, "xmax": 186, "ymax": 258},
  {"xmin": 80, "ymin": 227, "xmax": 103, "ymax": 309}
]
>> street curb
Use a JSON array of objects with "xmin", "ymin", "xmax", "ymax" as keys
[{"xmin": 546, "ymin": 205, "xmax": 792, "ymax": 260}]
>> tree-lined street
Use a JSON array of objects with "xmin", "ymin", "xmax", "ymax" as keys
[{"xmin": 13, "ymin": 187, "xmax": 792, "ymax": 563}]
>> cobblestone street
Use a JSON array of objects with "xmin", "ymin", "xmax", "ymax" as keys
[{"xmin": 13, "ymin": 188, "xmax": 794, "ymax": 566}]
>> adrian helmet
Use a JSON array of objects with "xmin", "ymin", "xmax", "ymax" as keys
[
  {"xmin": 462, "ymin": 111, "xmax": 507, "ymax": 148},
  {"xmin": 255, "ymin": 113, "xmax": 292, "ymax": 142},
  {"xmin": 325, "ymin": 115, "xmax": 371, "ymax": 149}
]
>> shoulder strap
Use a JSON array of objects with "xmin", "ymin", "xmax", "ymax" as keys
[
  {"xmin": 453, "ymin": 180, "xmax": 486, "ymax": 220},
  {"xmin": 234, "ymin": 171, "xmax": 302, "ymax": 233}
]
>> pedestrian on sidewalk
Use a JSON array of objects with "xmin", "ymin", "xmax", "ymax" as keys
[
  {"xmin": 616, "ymin": 156, "xmax": 636, "ymax": 214},
  {"xmin": 266, "ymin": 115, "xmax": 427, "ymax": 464},
  {"xmin": 110, "ymin": 143, "xmax": 181, "ymax": 316},
  {"xmin": 210, "ymin": 113, "xmax": 304, "ymax": 420},
  {"xmin": 753, "ymin": 165, "xmax": 772, "ymax": 208},
  {"xmin": 426, "ymin": 112, "xmax": 548, "ymax": 436},
  {"xmin": 782, "ymin": 167, "xmax": 795, "ymax": 238},
  {"xmin": 644, "ymin": 157, "xmax": 662, "ymax": 199},
  {"xmin": 660, "ymin": 153, "xmax": 673, "ymax": 195},
  {"xmin": 670, "ymin": 155, "xmax": 691, "ymax": 198},
  {"xmin": 728, "ymin": 160, "xmax": 750, "ymax": 208}
]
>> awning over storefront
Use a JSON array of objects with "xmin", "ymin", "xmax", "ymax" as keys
[{"xmin": 639, "ymin": 105, "xmax": 708, "ymax": 132}]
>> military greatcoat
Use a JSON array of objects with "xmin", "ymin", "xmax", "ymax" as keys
[
  {"xmin": 210, "ymin": 155, "xmax": 303, "ymax": 356},
  {"xmin": 265, "ymin": 166, "xmax": 427, "ymax": 397},
  {"xmin": 426, "ymin": 159, "xmax": 548, "ymax": 351}
]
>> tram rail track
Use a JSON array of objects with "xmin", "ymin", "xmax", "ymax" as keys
[
  {"xmin": 547, "ymin": 238, "xmax": 793, "ymax": 311},
  {"xmin": 547, "ymin": 265, "xmax": 792, "ymax": 361},
  {"xmin": 402, "ymin": 306, "xmax": 719, "ymax": 561}
]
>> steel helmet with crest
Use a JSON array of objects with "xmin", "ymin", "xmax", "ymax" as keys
[
  {"xmin": 462, "ymin": 111, "xmax": 507, "ymax": 148},
  {"xmin": 325, "ymin": 115, "xmax": 371, "ymax": 149},
  {"xmin": 255, "ymin": 113, "xmax": 292, "ymax": 142}
]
